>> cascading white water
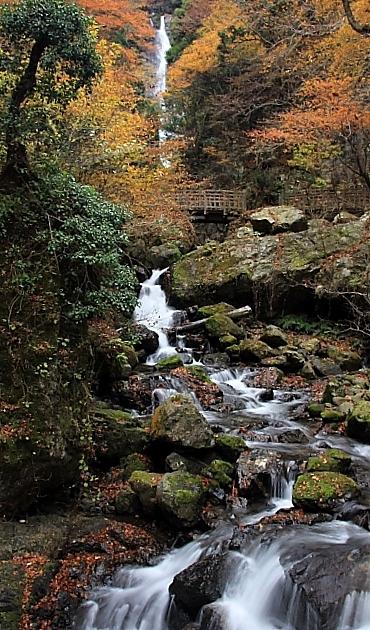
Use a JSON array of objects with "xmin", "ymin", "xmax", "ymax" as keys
[
  {"xmin": 155, "ymin": 16, "xmax": 171, "ymax": 97},
  {"xmin": 134, "ymin": 269, "xmax": 180, "ymax": 365}
]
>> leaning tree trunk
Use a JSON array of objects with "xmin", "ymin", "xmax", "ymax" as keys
[
  {"xmin": 0, "ymin": 37, "xmax": 47, "ymax": 191},
  {"xmin": 342, "ymin": 0, "xmax": 370, "ymax": 36}
]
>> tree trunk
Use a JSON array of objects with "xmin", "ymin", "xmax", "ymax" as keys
[
  {"xmin": 342, "ymin": 0, "xmax": 370, "ymax": 36},
  {"xmin": 0, "ymin": 37, "xmax": 47, "ymax": 190}
]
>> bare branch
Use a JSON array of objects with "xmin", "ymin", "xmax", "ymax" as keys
[{"xmin": 342, "ymin": 0, "xmax": 370, "ymax": 36}]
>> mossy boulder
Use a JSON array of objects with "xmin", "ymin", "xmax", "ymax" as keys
[
  {"xmin": 150, "ymin": 394, "xmax": 214, "ymax": 450},
  {"xmin": 205, "ymin": 314, "xmax": 243, "ymax": 340},
  {"xmin": 220, "ymin": 334, "xmax": 237, "ymax": 348},
  {"xmin": 171, "ymin": 219, "xmax": 367, "ymax": 317},
  {"xmin": 148, "ymin": 243, "xmax": 181, "ymax": 268},
  {"xmin": 292, "ymin": 472, "xmax": 359, "ymax": 511},
  {"xmin": 129, "ymin": 471, "xmax": 163, "ymax": 513},
  {"xmin": 239, "ymin": 339, "xmax": 272, "ymax": 363},
  {"xmin": 347, "ymin": 401, "xmax": 370, "ymax": 443},
  {"xmin": 115, "ymin": 486, "xmax": 140, "ymax": 515},
  {"xmin": 306, "ymin": 449, "xmax": 351, "ymax": 474},
  {"xmin": 157, "ymin": 354, "xmax": 184, "ymax": 370},
  {"xmin": 260, "ymin": 325, "xmax": 288, "ymax": 348},
  {"xmin": 198, "ymin": 303, "xmax": 234, "ymax": 318},
  {"xmin": 320, "ymin": 408, "xmax": 345, "ymax": 423},
  {"xmin": 157, "ymin": 471, "xmax": 208, "ymax": 526},
  {"xmin": 214, "ymin": 434, "xmax": 246, "ymax": 462}
]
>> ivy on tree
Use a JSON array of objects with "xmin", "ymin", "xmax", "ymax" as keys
[{"xmin": 0, "ymin": 0, "xmax": 102, "ymax": 188}]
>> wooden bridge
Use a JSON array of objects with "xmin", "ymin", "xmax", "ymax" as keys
[{"xmin": 175, "ymin": 189, "xmax": 248, "ymax": 221}]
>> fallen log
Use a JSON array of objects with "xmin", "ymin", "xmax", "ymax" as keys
[{"xmin": 175, "ymin": 305, "xmax": 252, "ymax": 333}]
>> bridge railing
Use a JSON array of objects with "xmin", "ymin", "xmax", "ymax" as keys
[{"xmin": 174, "ymin": 189, "xmax": 248, "ymax": 216}]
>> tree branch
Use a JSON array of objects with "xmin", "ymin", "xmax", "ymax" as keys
[{"xmin": 342, "ymin": 0, "xmax": 370, "ymax": 36}]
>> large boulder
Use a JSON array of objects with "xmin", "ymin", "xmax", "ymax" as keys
[
  {"xmin": 150, "ymin": 394, "xmax": 214, "ymax": 450},
  {"xmin": 205, "ymin": 314, "xmax": 243, "ymax": 340},
  {"xmin": 92, "ymin": 407, "xmax": 150, "ymax": 464},
  {"xmin": 292, "ymin": 472, "xmax": 359, "ymax": 511},
  {"xmin": 236, "ymin": 449, "xmax": 287, "ymax": 500},
  {"xmin": 171, "ymin": 219, "xmax": 368, "ymax": 316},
  {"xmin": 249, "ymin": 205, "xmax": 308, "ymax": 234}
]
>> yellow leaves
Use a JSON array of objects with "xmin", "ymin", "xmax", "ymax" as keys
[{"xmin": 169, "ymin": 0, "xmax": 246, "ymax": 90}]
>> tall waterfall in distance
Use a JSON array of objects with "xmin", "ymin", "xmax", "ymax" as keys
[{"xmin": 155, "ymin": 16, "xmax": 171, "ymax": 96}]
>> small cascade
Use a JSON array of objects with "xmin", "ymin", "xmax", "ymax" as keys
[
  {"xmin": 337, "ymin": 592, "xmax": 370, "ymax": 629},
  {"xmin": 134, "ymin": 269, "xmax": 181, "ymax": 365}
]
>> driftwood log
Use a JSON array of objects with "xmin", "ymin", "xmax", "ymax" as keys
[{"xmin": 175, "ymin": 305, "xmax": 252, "ymax": 333}]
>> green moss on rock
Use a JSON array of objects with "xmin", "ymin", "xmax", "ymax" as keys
[
  {"xmin": 239, "ymin": 340, "xmax": 272, "ymax": 363},
  {"xmin": 215, "ymin": 434, "xmax": 246, "ymax": 462},
  {"xmin": 347, "ymin": 401, "xmax": 370, "ymax": 443},
  {"xmin": 157, "ymin": 471, "xmax": 207, "ymax": 526},
  {"xmin": 292, "ymin": 471, "xmax": 359, "ymax": 511},
  {"xmin": 184, "ymin": 365, "xmax": 212, "ymax": 383},
  {"xmin": 306, "ymin": 449, "xmax": 351, "ymax": 474},
  {"xmin": 129, "ymin": 471, "xmax": 163, "ymax": 513},
  {"xmin": 207, "ymin": 459, "xmax": 234, "ymax": 486},
  {"xmin": 151, "ymin": 394, "xmax": 214, "ymax": 449},
  {"xmin": 307, "ymin": 402, "xmax": 325, "ymax": 418},
  {"xmin": 205, "ymin": 314, "xmax": 243, "ymax": 340},
  {"xmin": 198, "ymin": 303, "xmax": 234, "ymax": 318},
  {"xmin": 157, "ymin": 355, "xmax": 184, "ymax": 370}
]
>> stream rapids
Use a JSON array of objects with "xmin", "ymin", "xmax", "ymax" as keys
[{"xmin": 75, "ymin": 270, "xmax": 370, "ymax": 630}]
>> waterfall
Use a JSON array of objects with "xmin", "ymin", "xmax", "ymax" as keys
[{"xmin": 155, "ymin": 16, "xmax": 171, "ymax": 96}]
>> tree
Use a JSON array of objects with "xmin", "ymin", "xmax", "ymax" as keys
[
  {"xmin": 342, "ymin": 0, "xmax": 370, "ymax": 36},
  {"xmin": 0, "ymin": 0, "xmax": 102, "ymax": 188}
]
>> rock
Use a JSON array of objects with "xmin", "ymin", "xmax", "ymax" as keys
[
  {"xmin": 171, "ymin": 219, "xmax": 367, "ymax": 317},
  {"xmin": 165, "ymin": 452, "xmax": 204, "ymax": 475},
  {"xmin": 306, "ymin": 449, "xmax": 351, "ymax": 474},
  {"xmin": 239, "ymin": 339, "xmax": 272, "ymax": 363},
  {"xmin": 115, "ymin": 487, "xmax": 140, "ymax": 515},
  {"xmin": 301, "ymin": 361, "xmax": 316, "ymax": 379},
  {"xmin": 249, "ymin": 367, "xmax": 284, "ymax": 388},
  {"xmin": 347, "ymin": 400, "xmax": 370, "ymax": 443},
  {"xmin": 311, "ymin": 357, "xmax": 342, "ymax": 377},
  {"xmin": 150, "ymin": 394, "xmax": 214, "ymax": 449},
  {"xmin": 92, "ymin": 408, "xmax": 149, "ymax": 464},
  {"xmin": 259, "ymin": 388, "xmax": 274, "ymax": 402},
  {"xmin": 202, "ymin": 353, "xmax": 230, "ymax": 368},
  {"xmin": 169, "ymin": 553, "xmax": 230, "ymax": 619},
  {"xmin": 236, "ymin": 449, "xmax": 286, "ymax": 500},
  {"xmin": 184, "ymin": 365, "xmax": 212, "ymax": 383},
  {"xmin": 292, "ymin": 472, "xmax": 359, "ymax": 511},
  {"xmin": 320, "ymin": 408, "xmax": 345, "ymax": 423},
  {"xmin": 197, "ymin": 303, "xmax": 234, "ymax": 318},
  {"xmin": 157, "ymin": 472, "xmax": 207, "ymax": 526},
  {"xmin": 121, "ymin": 453, "xmax": 151, "ymax": 480},
  {"xmin": 126, "ymin": 323, "xmax": 159, "ymax": 356},
  {"xmin": 285, "ymin": 539, "xmax": 370, "ymax": 629},
  {"xmin": 198, "ymin": 604, "xmax": 230, "ymax": 629},
  {"xmin": 214, "ymin": 434, "xmax": 246, "ymax": 462},
  {"xmin": 282, "ymin": 349, "xmax": 305, "ymax": 373},
  {"xmin": 300, "ymin": 338, "xmax": 321, "ymax": 354},
  {"xmin": 260, "ymin": 325, "xmax": 288, "ymax": 348},
  {"xmin": 157, "ymin": 354, "xmax": 184, "ymax": 370},
  {"xmin": 333, "ymin": 210, "xmax": 358, "ymax": 224},
  {"xmin": 307, "ymin": 402, "xmax": 325, "ymax": 418},
  {"xmin": 205, "ymin": 314, "xmax": 243, "ymax": 340},
  {"xmin": 148, "ymin": 243, "xmax": 181, "ymax": 268},
  {"xmin": 220, "ymin": 334, "xmax": 237, "ymax": 348},
  {"xmin": 250, "ymin": 206, "xmax": 308, "ymax": 235},
  {"xmin": 129, "ymin": 471, "xmax": 163, "ymax": 513},
  {"xmin": 206, "ymin": 460, "xmax": 234, "ymax": 487},
  {"xmin": 326, "ymin": 347, "xmax": 362, "ymax": 371}
]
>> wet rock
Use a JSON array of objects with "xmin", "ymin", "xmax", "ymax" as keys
[
  {"xmin": 307, "ymin": 402, "xmax": 325, "ymax": 418},
  {"xmin": 284, "ymin": 540, "xmax": 370, "ymax": 629},
  {"xmin": 250, "ymin": 206, "xmax": 308, "ymax": 234},
  {"xmin": 320, "ymin": 408, "xmax": 345, "ymax": 423},
  {"xmin": 169, "ymin": 552, "xmax": 230, "ymax": 619},
  {"xmin": 157, "ymin": 471, "xmax": 208, "ymax": 526},
  {"xmin": 165, "ymin": 452, "xmax": 204, "ymax": 475},
  {"xmin": 126, "ymin": 323, "xmax": 159, "ymax": 356},
  {"xmin": 347, "ymin": 400, "xmax": 370, "ymax": 443},
  {"xmin": 236, "ymin": 449, "xmax": 286, "ymax": 500},
  {"xmin": 115, "ymin": 487, "xmax": 140, "ymax": 515},
  {"xmin": 259, "ymin": 388, "xmax": 274, "ymax": 402},
  {"xmin": 203, "ymin": 353, "xmax": 231, "ymax": 368},
  {"xmin": 199, "ymin": 603, "xmax": 230, "ymax": 629},
  {"xmin": 151, "ymin": 394, "xmax": 214, "ymax": 450},
  {"xmin": 260, "ymin": 325, "xmax": 288, "ymax": 348},
  {"xmin": 306, "ymin": 449, "xmax": 351, "ymax": 474},
  {"xmin": 206, "ymin": 460, "xmax": 234, "ymax": 487},
  {"xmin": 148, "ymin": 243, "xmax": 181, "ymax": 268},
  {"xmin": 292, "ymin": 472, "xmax": 360, "ymax": 511},
  {"xmin": 249, "ymin": 367, "xmax": 284, "ymax": 388},
  {"xmin": 205, "ymin": 314, "xmax": 243, "ymax": 340},
  {"xmin": 277, "ymin": 429, "xmax": 309, "ymax": 445}
]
